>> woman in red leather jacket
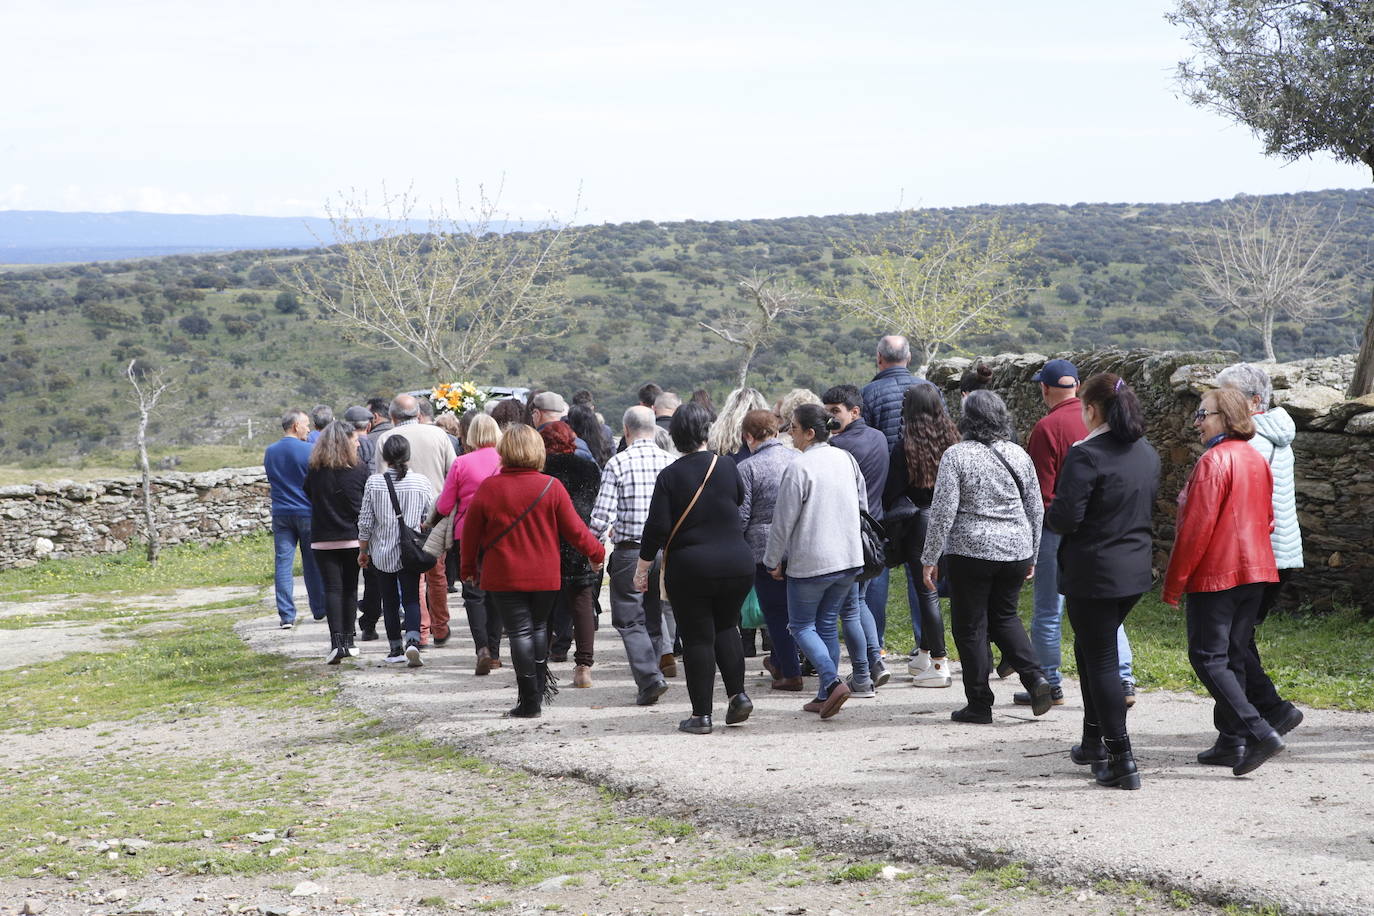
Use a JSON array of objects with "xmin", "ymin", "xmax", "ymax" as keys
[{"xmin": 1163, "ymin": 387, "xmax": 1281, "ymax": 777}]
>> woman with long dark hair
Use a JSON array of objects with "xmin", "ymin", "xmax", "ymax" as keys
[
  {"xmin": 358, "ymin": 434, "xmax": 436, "ymax": 668},
  {"xmin": 539, "ymin": 420, "xmax": 604, "ymax": 688},
  {"xmin": 1163, "ymin": 387, "xmax": 1284, "ymax": 776},
  {"xmin": 566, "ymin": 404, "xmax": 612, "ymax": 468},
  {"xmin": 920, "ymin": 390, "xmax": 1052, "ymax": 724},
  {"xmin": 1046, "ymin": 374, "xmax": 1159, "ymax": 789},
  {"xmin": 304, "ymin": 420, "xmax": 371, "ymax": 664},
  {"xmin": 883, "ymin": 383, "xmax": 959, "ymax": 688}
]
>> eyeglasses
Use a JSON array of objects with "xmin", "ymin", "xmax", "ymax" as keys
[{"xmin": 1192, "ymin": 409, "xmax": 1221, "ymax": 423}]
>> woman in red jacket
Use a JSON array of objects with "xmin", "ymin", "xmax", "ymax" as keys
[
  {"xmin": 1163, "ymin": 387, "xmax": 1281, "ymax": 777},
  {"xmin": 460, "ymin": 424, "xmax": 606, "ymax": 719}
]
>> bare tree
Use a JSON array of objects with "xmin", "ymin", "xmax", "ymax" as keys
[
  {"xmin": 828, "ymin": 214, "xmax": 1039, "ymax": 374},
  {"xmin": 1186, "ymin": 199, "xmax": 1355, "ymax": 362},
  {"xmin": 126, "ymin": 359, "xmax": 172, "ymax": 565},
  {"xmin": 290, "ymin": 183, "xmax": 578, "ymax": 381},
  {"xmin": 699, "ymin": 270, "xmax": 813, "ymax": 387}
]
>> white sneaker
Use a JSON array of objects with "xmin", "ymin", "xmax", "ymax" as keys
[
  {"xmin": 383, "ymin": 651, "xmax": 407, "ymax": 665},
  {"xmin": 325, "ymin": 647, "xmax": 345, "ymax": 665},
  {"xmin": 912, "ymin": 657, "xmax": 952, "ymax": 688},
  {"xmin": 346, "ymin": 646, "xmax": 361, "ymax": 658},
  {"xmin": 279, "ymin": 622, "xmax": 294, "ymax": 630},
  {"xmin": 907, "ymin": 649, "xmax": 931, "ymax": 676},
  {"xmin": 405, "ymin": 643, "xmax": 423, "ymax": 668}
]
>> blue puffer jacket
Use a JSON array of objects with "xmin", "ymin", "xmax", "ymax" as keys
[
  {"xmin": 861, "ymin": 367, "xmax": 923, "ymax": 448},
  {"xmin": 1248, "ymin": 407, "xmax": 1303, "ymax": 569}
]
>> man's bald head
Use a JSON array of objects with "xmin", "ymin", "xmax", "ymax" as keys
[
  {"xmin": 390, "ymin": 394, "xmax": 420, "ymax": 422},
  {"xmin": 876, "ymin": 335, "xmax": 911, "ymax": 368},
  {"xmin": 623, "ymin": 405, "xmax": 657, "ymax": 441}
]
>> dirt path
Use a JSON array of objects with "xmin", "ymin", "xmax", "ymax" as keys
[{"xmin": 241, "ymin": 589, "xmax": 1374, "ymax": 916}]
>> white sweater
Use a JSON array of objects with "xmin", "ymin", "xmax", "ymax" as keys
[{"xmin": 762, "ymin": 441, "xmax": 867, "ymax": 578}]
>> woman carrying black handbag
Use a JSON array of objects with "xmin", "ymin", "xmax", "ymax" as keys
[{"xmin": 358, "ymin": 435, "xmax": 436, "ymax": 668}]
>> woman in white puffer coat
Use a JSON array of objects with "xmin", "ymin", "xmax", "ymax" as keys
[{"xmin": 1216, "ymin": 364, "xmax": 1305, "ymax": 739}]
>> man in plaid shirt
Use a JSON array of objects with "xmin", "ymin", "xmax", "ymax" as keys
[{"xmin": 590, "ymin": 405, "xmax": 674, "ymax": 705}]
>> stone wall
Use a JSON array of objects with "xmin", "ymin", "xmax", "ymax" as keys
[
  {"xmin": 0, "ymin": 467, "xmax": 270, "ymax": 568},
  {"xmin": 926, "ymin": 349, "xmax": 1374, "ymax": 611}
]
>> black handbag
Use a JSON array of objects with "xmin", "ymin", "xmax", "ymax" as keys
[
  {"xmin": 384, "ymin": 473, "xmax": 439, "ymax": 574},
  {"xmin": 857, "ymin": 508, "xmax": 887, "ymax": 582}
]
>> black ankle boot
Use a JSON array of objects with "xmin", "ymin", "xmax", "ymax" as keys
[
  {"xmin": 536, "ymin": 660, "xmax": 559, "ymax": 706},
  {"xmin": 725, "ymin": 692, "xmax": 753, "ymax": 725},
  {"xmin": 506, "ymin": 674, "xmax": 542, "ymax": 719},
  {"xmin": 1096, "ymin": 735, "xmax": 1141, "ymax": 790},
  {"xmin": 1071, "ymin": 721, "xmax": 1106, "ymax": 765}
]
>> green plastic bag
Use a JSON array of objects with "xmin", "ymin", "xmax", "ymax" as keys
[{"xmin": 739, "ymin": 587, "xmax": 765, "ymax": 629}]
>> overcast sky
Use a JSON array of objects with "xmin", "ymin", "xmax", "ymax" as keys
[{"xmin": 2, "ymin": 0, "xmax": 1365, "ymax": 224}]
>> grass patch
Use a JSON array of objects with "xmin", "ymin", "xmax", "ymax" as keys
[
  {"xmin": 829, "ymin": 861, "xmax": 884, "ymax": 883},
  {"xmin": 883, "ymin": 566, "xmax": 1374, "ymax": 711},
  {"xmin": 0, "ymin": 533, "xmax": 272, "ymax": 599},
  {"xmin": 0, "ymin": 611, "xmax": 331, "ymax": 732}
]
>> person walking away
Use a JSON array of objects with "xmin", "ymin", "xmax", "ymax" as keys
[
  {"xmin": 739, "ymin": 409, "xmax": 803, "ymax": 691},
  {"xmin": 709, "ymin": 387, "xmax": 769, "ymax": 462},
  {"xmin": 306, "ymin": 405, "xmax": 333, "ymax": 443},
  {"xmin": 356, "ymin": 398, "xmax": 393, "ymax": 640},
  {"xmin": 882, "ymin": 383, "xmax": 959, "ymax": 688},
  {"xmin": 1216, "ymin": 363, "xmax": 1306, "ymax": 739},
  {"xmin": 1046, "ymin": 375, "xmax": 1159, "ymax": 789},
  {"xmin": 763, "ymin": 404, "xmax": 870, "ymax": 720},
  {"xmin": 264, "ymin": 409, "xmax": 324, "ymax": 628},
  {"xmin": 566, "ymin": 404, "xmax": 612, "ymax": 468},
  {"xmin": 376, "ymin": 394, "xmax": 457, "ymax": 647},
  {"xmin": 638, "ymin": 403, "xmax": 755, "ymax": 734},
  {"xmin": 460, "ymin": 425, "xmax": 605, "ymax": 718},
  {"xmin": 358, "ymin": 435, "xmax": 436, "ymax": 667},
  {"xmin": 589, "ymin": 406, "xmax": 676, "ymax": 705},
  {"xmin": 531, "ymin": 391, "xmax": 596, "ymax": 464},
  {"xmin": 539, "ymin": 421, "xmax": 604, "ymax": 688},
  {"xmin": 1163, "ymin": 387, "xmax": 1284, "ymax": 777},
  {"xmin": 433, "ymin": 412, "xmax": 504, "ymax": 674},
  {"xmin": 1022, "ymin": 359, "xmax": 1137, "ymax": 709},
  {"xmin": 824, "ymin": 383, "xmax": 890, "ymax": 691},
  {"xmin": 304, "ymin": 420, "xmax": 371, "ymax": 663},
  {"xmin": 920, "ymin": 390, "xmax": 1053, "ymax": 724}
]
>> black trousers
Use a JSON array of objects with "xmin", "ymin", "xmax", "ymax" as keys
[
  {"xmin": 313, "ymin": 547, "xmax": 360, "ymax": 646},
  {"xmin": 488, "ymin": 590, "xmax": 558, "ymax": 681},
  {"xmin": 1186, "ymin": 584, "xmax": 1278, "ymax": 744},
  {"xmin": 945, "ymin": 554, "xmax": 1043, "ymax": 711},
  {"xmin": 1245, "ymin": 570, "xmax": 1292, "ymax": 721},
  {"xmin": 667, "ymin": 572, "xmax": 752, "ymax": 717},
  {"xmin": 358, "ymin": 565, "xmax": 381, "ymax": 630},
  {"xmin": 463, "ymin": 580, "xmax": 503, "ymax": 656},
  {"xmin": 900, "ymin": 506, "xmax": 946, "ymax": 657},
  {"xmin": 1067, "ymin": 594, "xmax": 1140, "ymax": 742}
]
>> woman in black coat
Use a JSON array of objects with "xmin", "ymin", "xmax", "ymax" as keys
[
  {"xmin": 303, "ymin": 420, "xmax": 373, "ymax": 664},
  {"xmin": 1045, "ymin": 373, "xmax": 1160, "ymax": 790},
  {"xmin": 539, "ymin": 421, "xmax": 604, "ymax": 689}
]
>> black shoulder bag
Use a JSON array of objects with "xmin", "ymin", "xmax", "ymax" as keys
[
  {"xmin": 845, "ymin": 452, "xmax": 888, "ymax": 582},
  {"xmin": 384, "ymin": 473, "xmax": 439, "ymax": 574}
]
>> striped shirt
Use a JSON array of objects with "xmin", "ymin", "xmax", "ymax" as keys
[
  {"xmin": 589, "ymin": 437, "xmax": 673, "ymax": 544},
  {"xmin": 357, "ymin": 471, "xmax": 436, "ymax": 574}
]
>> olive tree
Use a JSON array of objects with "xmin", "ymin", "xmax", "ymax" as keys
[
  {"xmin": 1169, "ymin": 0, "xmax": 1374, "ymax": 393},
  {"xmin": 290, "ymin": 185, "xmax": 578, "ymax": 381},
  {"xmin": 126, "ymin": 359, "xmax": 172, "ymax": 565},
  {"xmin": 699, "ymin": 270, "xmax": 814, "ymax": 387}
]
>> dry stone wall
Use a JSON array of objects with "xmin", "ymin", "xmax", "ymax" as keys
[
  {"xmin": 926, "ymin": 349, "xmax": 1374, "ymax": 611},
  {"xmin": 0, "ymin": 467, "xmax": 270, "ymax": 568}
]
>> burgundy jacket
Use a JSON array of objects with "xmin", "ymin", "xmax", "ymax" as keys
[
  {"xmin": 1026, "ymin": 398, "xmax": 1087, "ymax": 511},
  {"xmin": 1162, "ymin": 437, "xmax": 1279, "ymax": 605}
]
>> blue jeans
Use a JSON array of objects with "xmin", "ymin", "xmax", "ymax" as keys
[
  {"xmin": 272, "ymin": 513, "xmax": 323, "ymax": 624},
  {"xmin": 849, "ymin": 583, "xmax": 883, "ymax": 674},
  {"xmin": 1032, "ymin": 528, "xmax": 1134, "ymax": 687},
  {"xmin": 863, "ymin": 568, "xmax": 889, "ymax": 647},
  {"xmin": 787, "ymin": 568, "xmax": 862, "ymax": 699},
  {"xmin": 755, "ymin": 565, "xmax": 800, "ymax": 678}
]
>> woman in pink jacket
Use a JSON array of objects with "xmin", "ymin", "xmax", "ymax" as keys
[{"xmin": 434, "ymin": 412, "xmax": 505, "ymax": 674}]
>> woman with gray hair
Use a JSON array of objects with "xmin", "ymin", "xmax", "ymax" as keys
[
  {"xmin": 920, "ymin": 390, "xmax": 1054, "ymax": 723},
  {"xmin": 1215, "ymin": 363, "xmax": 1305, "ymax": 739}
]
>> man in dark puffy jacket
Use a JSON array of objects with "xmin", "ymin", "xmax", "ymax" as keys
[{"xmin": 861, "ymin": 335, "xmax": 925, "ymax": 449}]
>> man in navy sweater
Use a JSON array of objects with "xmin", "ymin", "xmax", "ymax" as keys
[{"xmin": 264, "ymin": 409, "xmax": 324, "ymax": 628}]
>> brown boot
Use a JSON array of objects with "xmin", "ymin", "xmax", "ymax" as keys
[
  {"xmin": 475, "ymin": 647, "xmax": 494, "ymax": 676},
  {"xmin": 572, "ymin": 665, "xmax": 592, "ymax": 688},
  {"xmin": 659, "ymin": 653, "xmax": 678, "ymax": 678},
  {"xmin": 771, "ymin": 676, "xmax": 804, "ymax": 691}
]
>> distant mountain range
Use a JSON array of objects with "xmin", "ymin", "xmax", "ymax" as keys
[{"xmin": 0, "ymin": 210, "xmax": 527, "ymax": 263}]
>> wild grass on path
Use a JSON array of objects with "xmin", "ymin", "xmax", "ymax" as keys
[{"xmin": 882, "ymin": 566, "xmax": 1374, "ymax": 711}]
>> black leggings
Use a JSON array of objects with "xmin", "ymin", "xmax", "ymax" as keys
[
  {"xmin": 945, "ymin": 554, "xmax": 1042, "ymax": 711},
  {"xmin": 667, "ymin": 572, "xmax": 752, "ymax": 717},
  {"xmin": 313, "ymin": 547, "xmax": 360, "ymax": 645},
  {"xmin": 488, "ymin": 590, "xmax": 558, "ymax": 681},
  {"xmin": 1186, "ymin": 584, "xmax": 1277, "ymax": 743},
  {"xmin": 1067, "ymin": 595, "xmax": 1140, "ymax": 742},
  {"xmin": 901, "ymin": 506, "xmax": 946, "ymax": 657}
]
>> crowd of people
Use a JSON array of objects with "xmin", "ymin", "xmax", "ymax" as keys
[{"xmin": 262, "ymin": 335, "xmax": 1305, "ymax": 788}]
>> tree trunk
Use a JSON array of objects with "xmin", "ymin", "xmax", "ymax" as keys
[
  {"xmin": 1348, "ymin": 283, "xmax": 1374, "ymax": 398},
  {"xmin": 737, "ymin": 342, "xmax": 758, "ymax": 389},
  {"xmin": 1261, "ymin": 308, "xmax": 1276, "ymax": 362},
  {"xmin": 137, "ymin": 414, "xmax": 158, "ymax": 565}
]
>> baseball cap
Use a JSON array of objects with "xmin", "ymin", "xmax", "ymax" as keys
[
  {"xmin": 342, "ymin": 406, "xmax": 372, "ymax": 427},
  {"xmin": 1032, "ymin": 358, "xmax": 1079, "ymax": 388},
  {"xmin": 531, "ymin": 391, "xmax": 569, "ymax": 413}
]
